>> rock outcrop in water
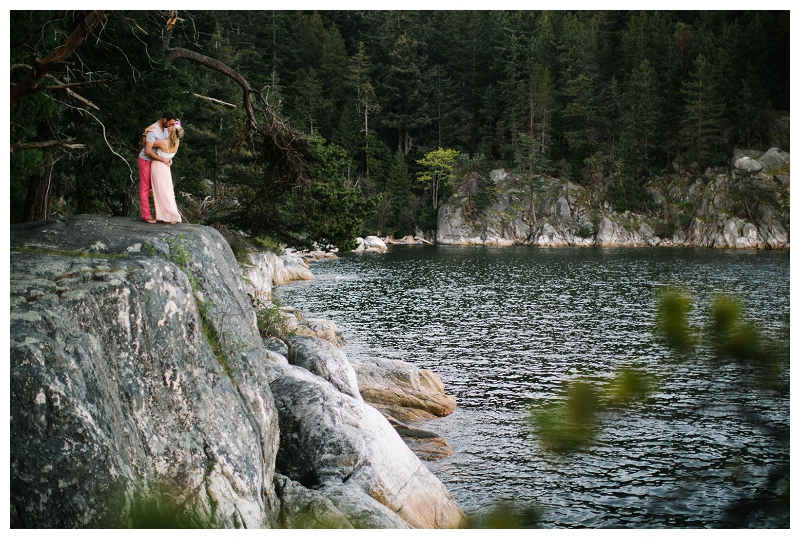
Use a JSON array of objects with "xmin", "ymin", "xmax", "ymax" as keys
[
  {"xmin": 437, "ymin": 148, "xmax": 789, "ymax": 250},
  {"xmin": 9, "ymin": 215, "xmax": 467, "ymax": 529}
]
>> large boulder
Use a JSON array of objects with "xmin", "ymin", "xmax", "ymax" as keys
[
  {"xmin": 9, "ymin": 223, "xmax": 281, "ymax": 528},
  {"xmin": 351, "ymin": 358, "xmax": 457, "ymax": 422},
  {"xmin": 298, "ymin": 318, "xmax": 346, "ymax": 347},
  {"xmin": 242, "ymin": 250, "xmax": 313, "ymax": 300},
  {"xmin": 241, "ymin": 251, "xmax": 282, "ymax": 300},
  {"xmin": 734, "ymin": 156, "xmax": 764, "ymax": 172},
  {"xmin": 758, "ymin": 147, "xmax": 790, "ymax": 169},
  {"xmin": 387, "ymin": 418, "xmax": 454, "ymax": 461},
  {"xmin": 352, "ymin": 236, "xmax": 388, "ymax": 253},
  {"xmin": 285, "ymin": 335, "xmax": 361, "ymax": 401},
  {"xmin": 594, "ymin": 217, "xmax": 618, "ymax": 247},
  {"xmin": 315, "ymin": 482, "xmax": 411, "ymax": 528},
  {"xmin": 269, "ymin": 363, "xmax": 468, "ymax": 529},
  {"xmin": 280, "ymin": 252, "xmax": 315, "ymax": 281}
]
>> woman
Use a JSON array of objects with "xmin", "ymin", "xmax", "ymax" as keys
[{"xmin": 149, "ymin": 121, "xmax": 184, "ymax": 224}]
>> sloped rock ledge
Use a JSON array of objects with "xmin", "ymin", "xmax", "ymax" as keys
[{"xmin": 9, "ymin": 215, "xmax": 467, "ymax": 529}]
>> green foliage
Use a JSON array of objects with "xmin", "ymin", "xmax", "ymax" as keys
[
  {"xmin": 383, "ymin": 147, "xmax": 415, "ymax": 235},
  {"xmin": 531, "ymin": 367, "xmax": 655, "ymax": 454},
  {"xmin": 603, "ymin": 172, "xmax": 651, "ymax": 214},
  {"xmin": 142, "ymin": 242, "xmax": 157, "ymax": 257},
  {"xmin": 530, "ymin": 285, "xmax": 786, "ymax": 464},
  {"xmin": 680, "ymin": 54, "xmax": 726, "ymax": 165},
  {"xmin": 94, "ymin": 479, "xmax": 212, "ymax": 528},
  {"xmin": 417, "ymin": 206, "xmax": 439, "ymax": 232},
  {"xmin": 249, "ymin": 235, "xmax": 284, "ymax": 255},
  {"xmin": 562, "ymin": 74, "xmax": 600, "ymax": 173},
  {"xmin": 576, "ymin": 224, "xmax": 593, "ymax": 239},
  {"xmin": 706, "ymin": 293, "xmax": 784, "ymax": 383},
  {"xmin": 416, "ymin": 147, "xmax": 460, "ymax": 210},
  {"xmin": 654, "ymin": 287, "xmax": 695, "ymax": 352},
  {"xmin": 651, "ymin": 288, "xmax": 789, "ymax": 524},
  {"xmin": 529, "ymin": 380, "xmax": 600, "ymax": 454},
  {"xmin": 728, "ymin": 178, "xmax": 776, "ymax": 223},
  {"xmin": 253, "ymin": 297, "xmax": 296, "ymax": 340},
  {"xmin": 619, "ymin": 59, "xmax": 661, "ymax": 178},
  {"xmin": 298, "ymin": 134, "xmax": 380, "ymax": 250},
  {"xmin": 212, "ymin": 224, "xmax": 255, "ymax": 264},
  {"xmin": 604, "ymin": 367, "xmax": 658, "ymax": 406}
]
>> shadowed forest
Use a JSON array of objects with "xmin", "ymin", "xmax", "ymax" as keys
[{"xmin": 10, "ymin": 10, "xmax": 790, "ymax": 249}]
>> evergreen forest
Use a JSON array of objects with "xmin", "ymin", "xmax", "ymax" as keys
[{"xmin": 9, "ymin": 10, "xmax": 790, "ymax": 250}]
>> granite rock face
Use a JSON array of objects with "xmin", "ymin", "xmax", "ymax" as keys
[
  {"xmin": 10, "ymin": 219, "xmax": 280, "ymax": 528},
  {"xmin": 352, "ymin": 359, "xmax": 457, "ymax": 422},
  {"xmin": 10, "ymin": 216, "xmax": 466, "ymax": 529},
  {"xmin": 285, "ymin": 335, "xmax": 362, "ymax": 401},
  {"xmin": 437, "ymin": 150, "xmax": 789, "ymax": 250},
  {"xmin": 242, "ymin": 250, "xmax": 313, "ymax": 301},
  {"xmin": 269, "ymin": 363, "xmax": 468, "ymax": 529}
]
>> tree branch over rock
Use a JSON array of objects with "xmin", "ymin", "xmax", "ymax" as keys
[
  {"xmin": 163, "ymin": 45, "xmax": 314, "ymax": 182},
  {"xmin": 162, "ymin": 13, "xmax": 318, "ymax": 242}
]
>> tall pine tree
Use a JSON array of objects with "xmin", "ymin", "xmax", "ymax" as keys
[{"xmin": 680, "ymin": 54, "xmax": 725, "ymax": 166}]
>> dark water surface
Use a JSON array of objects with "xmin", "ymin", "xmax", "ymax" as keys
[{"xmin": 274, "ymin": 246, "xmax": 790, "ymax": 528}]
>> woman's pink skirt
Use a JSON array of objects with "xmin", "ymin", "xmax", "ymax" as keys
[{"xmin": 151, "ymin": 161, "xmax": 182, "ymax": 223}]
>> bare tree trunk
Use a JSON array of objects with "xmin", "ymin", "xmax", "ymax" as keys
[
  {"xmin": 23, "ymin": 151, "xmax": 55, "ymax": 222},
  {"xmin": 364, "ymin": 102, "xmax": 370, "ymax": 178}
]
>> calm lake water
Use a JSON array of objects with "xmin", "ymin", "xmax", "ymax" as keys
[{"xmin": 273, "ymin": 245, "xmax": 790, "ymax": 528}]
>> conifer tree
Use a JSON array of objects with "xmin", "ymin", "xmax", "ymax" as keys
[
  {"xmin": 512, "ymin": 64, "xmax": 555, "ymax": 176},
  {"xmin": 385, "ymin": 147, "xmax": 414, "ymax": 234},
  {"xmin": 380, "ymin": 33, "xmax": 431, "ymax": 155},
  {"xmin": 346, "ymin": 42, "xmax": 381, "ymax": 177},
  {"xmin": 620, "ymin": 59, "xmax": 661, "ymax": 177},
  {"xmin": 680, "ymin": 54, "xmax": 725, "ymax": 166},
  {"xmin": 562, "ymin": 74, "xmax": 600, "ymax": 176}
]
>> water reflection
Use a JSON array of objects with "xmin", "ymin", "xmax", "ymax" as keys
[{"xmin": 274, "ymin": 246, "xmax": 789, "ymax": 528}]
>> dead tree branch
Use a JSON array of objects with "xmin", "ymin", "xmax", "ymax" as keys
[
  {"xmin": 11, "ymin": 10, "xmax": 111, "ymax": 106},
  {"xmin": 11, "ymin": 139, "xmax": 85, "ymax": 153},
  {"xmin": 163, "ymin": 45, "xmax": 314, "ymax": 185},
  {"xmin": 39, "ymin": 79, "xmax": 106, "ymax": 92},
  {"xmin": 193, "ymin": 93, "xmax": 237, "ymax": 108},
  {"xmin": 53, "ymin": 98, "xmax": 135, "ymax": 186}
]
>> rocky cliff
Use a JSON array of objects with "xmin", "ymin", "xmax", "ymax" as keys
[
  {"xmin": 9, "ymin": 216, "xmax": 466, "ymax": 529},
  {"xmin": 437, "ymin": 148, "xmax": 789, "ymax": 250}
]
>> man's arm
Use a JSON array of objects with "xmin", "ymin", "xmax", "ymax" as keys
[{"xmin": 144, "ymin": 138, "xmax": 172, "ymax": 166}]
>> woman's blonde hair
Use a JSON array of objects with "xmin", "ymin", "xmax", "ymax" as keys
[{"xmin": 168, "ymin": 126, "xmax": 184, "ymax": 151}]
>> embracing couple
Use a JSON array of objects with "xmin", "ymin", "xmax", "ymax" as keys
[{"xmin": 137, "ymin": 111, "xmax": 184, "ymax": 224}]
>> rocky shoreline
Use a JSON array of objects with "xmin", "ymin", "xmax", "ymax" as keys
[
  {"xmin": 435, "ymin": 148, "xmax": 789, "ymax": 250},
  {"xmin": 10, "ymin": 216, "xmax": 466, "ymax": 529}
]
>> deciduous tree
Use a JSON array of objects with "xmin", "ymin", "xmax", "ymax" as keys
[{"xmin": 415, "ymin": 147, "xmax": 459, "ymax": 210}]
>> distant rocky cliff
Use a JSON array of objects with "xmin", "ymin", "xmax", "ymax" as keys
[
  {"xmin": 10, "ymin": 216, "xmax": 466, "ymax": 529},
  {"xmin": 437, "ymin": 148, "xmax": 789, "ymax": 250}
]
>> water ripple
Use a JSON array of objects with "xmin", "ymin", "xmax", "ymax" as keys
[{"xmin": 275, "ymin": 246, "xmax": 789, "ymax": 528}]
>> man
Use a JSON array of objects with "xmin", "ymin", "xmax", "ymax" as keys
[{"xmin": 138, "ymin": 111, "xmax": 177, "ymax": 223}]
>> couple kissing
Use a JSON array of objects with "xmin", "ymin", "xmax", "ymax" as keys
[{"xmin": 137, "ymin": 111, "xmax": 184, "ymax": 225}]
